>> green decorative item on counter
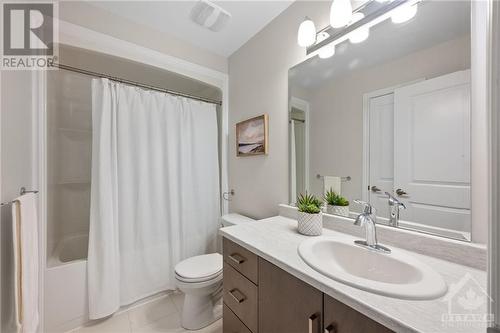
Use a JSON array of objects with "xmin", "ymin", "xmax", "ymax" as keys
[
  {"xmin": 297, "ymin": 192, "xmax": 323, "ymax": 214},
  {"xmin": 296, "ymin": 192, "xmax": 323, "ymax": 236}
]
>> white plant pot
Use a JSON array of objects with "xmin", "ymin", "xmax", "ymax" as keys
[
  {"xmin": 327, "ymin": 204, "xmax": 350, "ymax": 217},
  {"xmin": 297, "ymin": 212, "xmax": 323, "ymax": 236}
]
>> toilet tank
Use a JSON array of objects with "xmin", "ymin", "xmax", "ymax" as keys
[
  {"xmin": 217, "ymin": 214, "xmax": 254, "ymax": 253},
  {"xmin": 221, "ymin": 213, "xmax": 255, "ymax": 227}
]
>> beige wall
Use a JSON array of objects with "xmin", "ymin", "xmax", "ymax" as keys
[
  {"xmin": 59, "ymin": 1, "xmax": 228, "ymax": 74},
  {"xmin": 228, "ymin": 1, "xmax": 330, "ymax": 219},
  {"xmin": 0, "ymin": 71, "xmax": 34, "ymax": 332},
  {"xmin": 305, "ymin": 35, "xmax": 471, "ymax": 203}
]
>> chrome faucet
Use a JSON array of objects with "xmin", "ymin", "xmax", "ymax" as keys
[
  {"xmin": 353, "ymin": 200, "xmax": 391, "ymax": 254},
  {"xmin": 385, "ymin": 192, "xmax": 406, "ymax": 227}
]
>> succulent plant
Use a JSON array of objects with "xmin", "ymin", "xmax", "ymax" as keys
[
  {"xmin": 324, "ymin": 188, "xmax": 350, "ymax": 207},
  {"xmin": 297, "ymin": 192, "xmax": 323, "ymax": 214}
]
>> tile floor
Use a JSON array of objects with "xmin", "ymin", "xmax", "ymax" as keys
[{"xmin": 72, "ymin": 292, "xmax": 222, "ymax": 333}]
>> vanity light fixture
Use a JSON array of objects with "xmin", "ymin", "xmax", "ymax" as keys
[
  {"xmin": 348, "ymin": 13, "xmax": 369, "ymax": 43},
  {"xmin": 319, "ymin": 43, "xmax": 336, "ymax": 59},
  {"xmin": 391, "ymin": 2, "xmax": 418, "ymax": 24},
  {"xmin": 297, "ymin": 17, "xmax": 317, "ymax": 47},
  {"xmin": 330, "ymin": 0, "xmax": 353, "ymax": 28},
  {"xmin": 301, "ymin": 0, "xmax": 422, "ymax": 56}
]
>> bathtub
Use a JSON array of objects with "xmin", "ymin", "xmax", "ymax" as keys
[
  {"xmin": 44, "ymin": 234, "xmax": 177, "ymax": 332},
  {"xmin": 45, "ymin": 234, "xmax": 89, "ymax": 332}
]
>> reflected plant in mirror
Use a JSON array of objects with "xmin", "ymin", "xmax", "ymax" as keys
[
  {"xmin": 289, "ymin": 0, "xmax": 473, "ymax": 241},
  {"xmin": 325, "ymin": 189, "xmax": 350, "ymax": 217}
]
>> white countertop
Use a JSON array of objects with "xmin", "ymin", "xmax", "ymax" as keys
[{"xmin": 220, "ymin": 216, "xmax": 488, "ymax": 333}]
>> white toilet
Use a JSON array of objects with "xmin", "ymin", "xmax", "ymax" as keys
[{"xmin": 175, "ymin": 213, "xmax": 254, "ymax": 330}]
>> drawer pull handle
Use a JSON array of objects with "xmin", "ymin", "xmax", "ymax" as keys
[
  {"xmin": 324, "ymin": 324, "xmax": 337, "ymax": 333},
  {"xmin": 308, "ymin": 313, "xmax": 320, "ymax": 333},
  {"xmin": 229, "ymin": 288, "xmax": 246, "ymax": 303},
  {"xmin": 228, "ymin": 253, "xmax": 246, "ymax": 265}
]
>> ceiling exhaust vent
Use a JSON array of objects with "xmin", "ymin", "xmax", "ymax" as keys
[{"xmin": 190, "ymin": 0, "xmax": 232, "ymax": 32}]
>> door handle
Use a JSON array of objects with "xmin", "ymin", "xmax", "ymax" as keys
[
  {"xmin": 308, "ymin": 313, "xmax": 320, "ymax": 333},
  {"xmin": 396, "ymin": 188, "xmax": 408, "ymax": 196},
  {"xmin": 228, "ymin": 253, "xmax": 246, "ymax": 265},
  {"xmin": 324, "ymin": 324, "xmax": 337, "ymax": 333},
  {"xmin": 371, "ymin": 186, "xmax": 381, "ymax": 193},
  {"xmin": 228, "ymin": 288, "xmax": 246, "ymax": 303}
]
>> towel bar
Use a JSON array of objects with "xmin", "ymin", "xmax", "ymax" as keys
[
  {"xmin": 0, "ymin": 187, "xmax": 39, "ymax": 206},
  {"xmin": 316, "ymin": 174, "xmax": 351, "ymax": 182}
]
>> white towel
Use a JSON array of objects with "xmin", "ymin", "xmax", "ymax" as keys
[
  {"xmin": 324, "ymin": 176, "xmax": 342, "ymax": 196},
  {"xmin": 12, "ymin": 193, "xmax": 39, "ymax": 333}
]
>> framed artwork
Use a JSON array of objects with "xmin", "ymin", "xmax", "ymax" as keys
[{"xmin": 236, "ymin": 114, "xmax": 269, "ymax": 156}]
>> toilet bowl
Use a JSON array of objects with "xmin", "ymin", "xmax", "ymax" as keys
[
  {"xmin": 175, "ymin": 253, "xmax": 223, "ymax": 330},
  {"xmin": 175, "ymin": 213, "xmax": 254, "ymax": 330}
]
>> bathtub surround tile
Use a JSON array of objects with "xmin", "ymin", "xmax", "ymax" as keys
[{"xmin": 128, "ymin": 296, "xmax": 178, "ymax": 329}]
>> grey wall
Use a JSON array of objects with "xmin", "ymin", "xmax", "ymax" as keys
[
  {"xmin": 227, "ymin": 1, "xmax": 330, "ymax": 219},
  {"xmin": 1, "ymin": 71, "xmax": 34, "ymax": 332}
]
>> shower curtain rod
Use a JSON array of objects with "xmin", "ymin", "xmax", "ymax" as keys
[{"xmin": 51, "ymin": 63, "xmax": 223, "ymax": 106}]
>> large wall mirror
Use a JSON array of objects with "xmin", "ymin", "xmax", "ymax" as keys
[{"xmin": 289, "ymin": 0, "xmax": 473, "ymax": 241}]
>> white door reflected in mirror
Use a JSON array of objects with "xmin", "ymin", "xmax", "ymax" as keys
[{"xmin": 288, "ymin": 0, "xmax": 475, "ymax": 241}]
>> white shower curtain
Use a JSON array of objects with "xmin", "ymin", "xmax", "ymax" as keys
[{"xmin": 88, "ymin": 78, "xmax": 221, "ymax": 319}]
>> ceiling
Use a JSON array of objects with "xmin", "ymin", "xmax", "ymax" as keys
[
  {"xmin": 289, "ymin": 1, "xmax": 471, "ymax": 89},
  {"xmin": 88, "ymin": 1, "xmax": 293, "ymax": 57}
]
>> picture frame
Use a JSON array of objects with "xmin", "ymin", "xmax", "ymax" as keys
[{"xmin": 236, "ymin": 114, "xmax": 269, "ymax": 157}]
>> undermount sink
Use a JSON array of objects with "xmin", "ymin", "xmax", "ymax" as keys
[{"xmin": 298, "ymin": 236, "xmax": 447, "ymax": 300}]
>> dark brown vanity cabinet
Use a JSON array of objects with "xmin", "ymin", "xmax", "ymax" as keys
[
  {"xmin": 259, "ymin": 258, "xmax": 323, "ymax": 333},
  {"xmin": 223, "ymin": 238, "xmax": 393, "ymax": 333},
  {"xmin": 324, "ymin": 295, "xmax": 394, "ymax": 333}
]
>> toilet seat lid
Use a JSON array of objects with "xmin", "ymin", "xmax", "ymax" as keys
[{"xmin": 175, "ymin": 253, "xmax": 222, "ymax": 280}]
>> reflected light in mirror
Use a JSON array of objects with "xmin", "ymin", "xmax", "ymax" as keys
[
  {"xmin": 319, "ymin": 43, "xmax": 336, "ymax": 59},
  {"xmin": 298, "ymin": 17, "xmax": 317, "ymax": 47},
  {"xmin": 330, "ymin": 0, "xmax": 353, "ymax": 28},
  {"xmin": 391, "ymin": 3, "xmax": 418, "ymax": 24},
  {"xmin": 349, "ymin": 13, "xmax": 370, "ymax": 43}
]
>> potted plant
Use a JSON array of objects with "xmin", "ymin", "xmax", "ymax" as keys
[
  {"xmin": 296, "ymin": 192, "xmax": 323, "ymax": 236},
  {"xmin": 325, "ymin": 189, "xmax": 350, "ymax": 217}
]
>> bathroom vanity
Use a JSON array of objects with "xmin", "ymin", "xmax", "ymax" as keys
[
  {"xmin": 223, "ymin": 237, "xmax": 391, "ymax": 333},
  {"xmin": 220, "ymin": 214, "xmax": 487, "ymax": 333}
]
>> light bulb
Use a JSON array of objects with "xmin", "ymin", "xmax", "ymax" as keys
[
  {"xmin": 297, "ymin": 17, "xmax": 316, "ymax": 47},
  {"xmin": 330, "ymin": 0, "xmax": 353, "ymax": 29},
  {"xmin": 319, "ymin": 43, "xmax": 335, "ymax": 59},
  {"xmin": 391, "ymin": 3, "xmax": 418, "ymax": 24},
  {"xmin": 349, "ymin": 29, "xmax": 369, "ymax": 43},
  {"xmin": 348, "ymin": 12, "xmax": 369, "ymax": 43}
]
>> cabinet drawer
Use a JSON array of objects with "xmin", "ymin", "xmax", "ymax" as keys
[
  {"xmin": 223, "ymin": 238, "xmax": 258, "ymax": 284},
  {"xmin": 224, "ymin": 263, "xmax": 258, "ymax": 333},
  {"xmin": 223, "ymin": 303, "xmax": 252, "ymax": 333}
]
